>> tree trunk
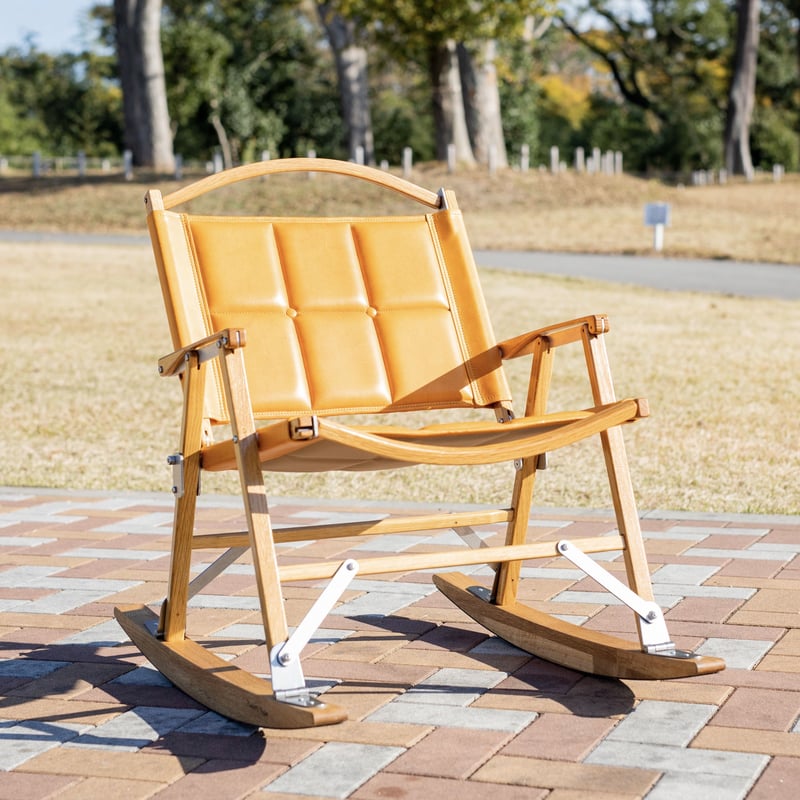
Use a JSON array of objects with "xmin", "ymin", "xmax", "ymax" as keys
[
  {"xmin": 724, "ymin": 0, "xmax": 760, "ymax": 178},
  {"xmin": 209, "ymin": 104, "xmax": 233, "ymax": 169},
  {"xmin": 429, "ymin": 40, "xmax": 475, "ymax": 164},
  {"xmin": 113, "ymin": 0, "xmax": 174, "ymax": 171},
  {"xmin": 317, "ymin": 3, "xmax": 374, "ymax": 164},
  {"xmin": 457, "ymin": 40, "xmax": 508, "ymax": 168}
]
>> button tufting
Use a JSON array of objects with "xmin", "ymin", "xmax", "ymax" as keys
[
  {"xmin": 366, "ymin": 306, "xmax": 378, "ymax": 318},
  {"xmin": 286, "ymin": 307, "xmax": 298, "ymax": 318}
]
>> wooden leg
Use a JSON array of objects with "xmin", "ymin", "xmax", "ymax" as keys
[
  {"xmin": 581, "ymin": 329, "xmax": 656, "ymax": 637},
  {"xmin": 219, "ymin": 345, "xmax": 289, "ymax": 650},
  {"xmin": 161, "ymin": 354, "xmax": 205, "ymax": 641},
  {"xmin": 494, "ymin": 335, "xmax": 553, "ymax": 606}
]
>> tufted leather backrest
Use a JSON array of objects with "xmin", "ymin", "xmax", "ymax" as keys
[{"xmin": 147, "ymin": 173, "xmax": 512, "ymax": 425}]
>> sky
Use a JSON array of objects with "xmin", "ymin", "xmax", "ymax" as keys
[{"xmin": 0, "ymin": 0, "xmax": 98, "ymax": 54}]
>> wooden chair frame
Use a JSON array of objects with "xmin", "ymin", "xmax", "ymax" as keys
[{"xmin": 115, "ymin": 158, "xmax": 724, "ymax": 728}]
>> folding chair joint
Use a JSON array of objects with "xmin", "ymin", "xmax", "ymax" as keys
[{"xmin": 269, "ymin": 558, "xmax": 359, "ymax": 705}]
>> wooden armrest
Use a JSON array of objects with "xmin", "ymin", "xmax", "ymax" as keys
[
  {"xmin": 158, "ymin": 328, "xmax": 247, "ymax": 377},
  {"xmin": 498, "ymin": 315, "xmax": 610, "ymax": 360}
]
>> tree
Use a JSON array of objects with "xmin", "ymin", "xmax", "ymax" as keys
[
  {"xmin": 725, "ymin": 0, "xmax": 761, "ymax": 177},
  {"xmin": 317, "ymin": 3, "xmax": 374, "ymax": 163},
  {"xmin": 458, "ymin": 40, "xmax": 507, "ymax": 167},
  {"xmin": 338, "ymin": 1, "xmax": 550, "ymax": 165},
  {"xmin": 560, "ymin": 1, "xmax": 733, "ymax": 173},
  {"xmin": 113, "ymin": 0, "xmax": 174, "ymax": 170},
  {"xmin": 162, "ymin": 0, "xmax": 342, "ymax": 163},
  {"xmin": 0, "ymin": 45, "xmax": 121, "ymax": 158}
]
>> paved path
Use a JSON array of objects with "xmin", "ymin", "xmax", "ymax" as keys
[
  {"xmin": 1, "ymin": 486, "xmax": 798, "ymax": 798},
  {"xmin": 476, "ymin": 250, "xmax": 800, "ymax": 300},
  {"xmin": 3, "ymin": 230, "xmax": 798, "ymax": 300}
]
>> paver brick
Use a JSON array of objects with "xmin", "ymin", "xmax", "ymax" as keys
[
  {"xmin": 711, "ymin": 686, "xmax": 800, "ymax": 731},
  {"xmin": 472, "ymin": 754, "xmax": 660, "ymax": 795},
  {"xmin": 18, "ymin": 748, "xmax": 204, "ymax": 781},
  {"xmin": 746, "ymin": 755, "xmax": 800, "ymax": 799},
  {"xmin": 499, "ymin": 712, "xmax": 616, "ymax": 761},
  {"xmin": 354, "ymin": 772, "xmax": 545, "ymax": 799},
  {"xmin": 385, "ymin": 727, "xmax": 509, "ymax": 778},
  {"xmin": 0, "ymin": 770, "xmax": 80, "ymax": 799},
  {"xmin": 692, "ymin": 725, "xmax": 800, "ymax": 757},
  {"xmin": 263, "ymin": 741, "xmax": 403, "ymax": 798},
  {"xmin": 49, "ymin": 776, "xmax": 167, "ymax": 800},
  {"xmin": 2, "ymin": 491, "xmax": 800, "ymax": 797},
  {"xmin": 149, "ymin": 759, "xmax": 284, "ymax": 799}
]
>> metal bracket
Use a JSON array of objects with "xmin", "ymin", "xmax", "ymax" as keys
[
  {"xmin": 289, "ymin": 416, "xmax": 319, "ymax": 441},
  {"xmin": 270, "ymin": 558, "xmax": 359, "ymax": 705},
  {"xmin": 167, "ymin": 453, "xmax": 184, "ymax": 497},
  {"xmin": 557, "ymin": 539, "xmax": 690, "ymax": 656}
]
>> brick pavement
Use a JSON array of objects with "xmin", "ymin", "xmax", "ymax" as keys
[{"xmin": 1, "ymin": 486, "xmax": 798, "ymax": 799}]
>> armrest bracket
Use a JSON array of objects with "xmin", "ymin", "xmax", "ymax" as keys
[{"xmin": 158, "ymin": 328, "xmax": 247, "ymax": 377}]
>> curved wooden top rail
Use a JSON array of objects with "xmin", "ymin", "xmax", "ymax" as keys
[{"xmin": 161, "ymin": 157, "xmax": 442, "ymax": 210}]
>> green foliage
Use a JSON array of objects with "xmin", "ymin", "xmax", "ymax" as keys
[
  {"xmin": 0, "ymin": 46, "xmax": 121, "ymax": 157},
  {"xmin": 496, "ymin": 39, "xmax": 543, "ymax": 163},
  {"xmin": 0, "ymin": 0, "xmax": 798, "ymax": 176},
  {"xmin": 370, "ymin": 80, "xmax": 436, "ymax": 163},
  {"xmin": 162, "ymin": 0, "xmax": 344, "ymax": 161},
  {"xmin": 752, "ymin": 105, "xmax": 800, "ymax": 169}
]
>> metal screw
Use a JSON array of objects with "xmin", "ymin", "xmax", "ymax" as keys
[
  {"xmin": 278, "ymin": 651, "xmax": 292, "ymax": 665},
  {"xmin": 646, "ymin": 610, "xmax": 658, "ymax": 621}
]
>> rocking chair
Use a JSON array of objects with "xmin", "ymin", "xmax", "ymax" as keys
[{"xmin": 115, "ymin": 158, "xmax": 724, "ymax": 729}]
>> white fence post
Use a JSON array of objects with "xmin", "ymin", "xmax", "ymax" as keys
[
  {"xmin": 575, "ymin": 147, "xmax": 585, "ymax": 173},
  {"xmin": 520, "ymin": 144, "xmax": 529, "ymax": 173},
  {"xmin": 123, "ymin": 150, "xmax": 133, "ymax": 180},
  {"xmin": 550, "ymin": 146, "xmax": 559, "ymax": 174},
  {"xmin": 402, "ymin": 146, "xmax": 413, "ymax": 177},
  {"xmin": 488, "ymin": 144, "xmax": 497, "ymax": 176},
  {"xmin": 447, "ymin": 143, "xmax": 456, "ymax": 173},
  {"xmin": 33, "ymin": 151, "xmax": 42, "ymax": 177}
]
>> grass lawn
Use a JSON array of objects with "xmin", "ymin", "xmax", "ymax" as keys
[{"xmin": 2, "ymin": 235, "xmax": 797, "ymax": 515}]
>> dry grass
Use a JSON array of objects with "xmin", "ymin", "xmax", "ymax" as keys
[
  {"xmin": 1, "ymin": 165, "xmax": 799, "ymax": 264},
  {"xmin": 2, "ymin": 239, "xmax": 798, "ymax": 514}
]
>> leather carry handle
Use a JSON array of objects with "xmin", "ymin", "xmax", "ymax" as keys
[{"xmin": 162, "ymin": 157, "xmax": 442, "ymax": 210}]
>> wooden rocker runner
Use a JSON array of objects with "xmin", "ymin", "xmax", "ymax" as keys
[{"xmin": 115, "ymin": 157, "xmax": 724, "ymax": 729}]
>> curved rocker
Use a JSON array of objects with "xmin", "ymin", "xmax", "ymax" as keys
[
  {"xmin": 115, "ymin": 605, "xmax": 347, "ymax": 728},
  {"xmin": 433, "ymin": 573, "xmax": 726, "ymax": 680}
]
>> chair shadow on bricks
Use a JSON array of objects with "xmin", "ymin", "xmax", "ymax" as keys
[
  {"xmin": 339, "ymin": 615, "xmax": 638, "ymax": 719},
  {"xmin": 0, "ymin": 642, "xmax": 269, "ymax": 768}
]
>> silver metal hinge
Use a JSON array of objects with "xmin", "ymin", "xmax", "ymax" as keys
[{"xmin": 270, "ymin": 558, "xmax": 359, "ymax": 705}]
